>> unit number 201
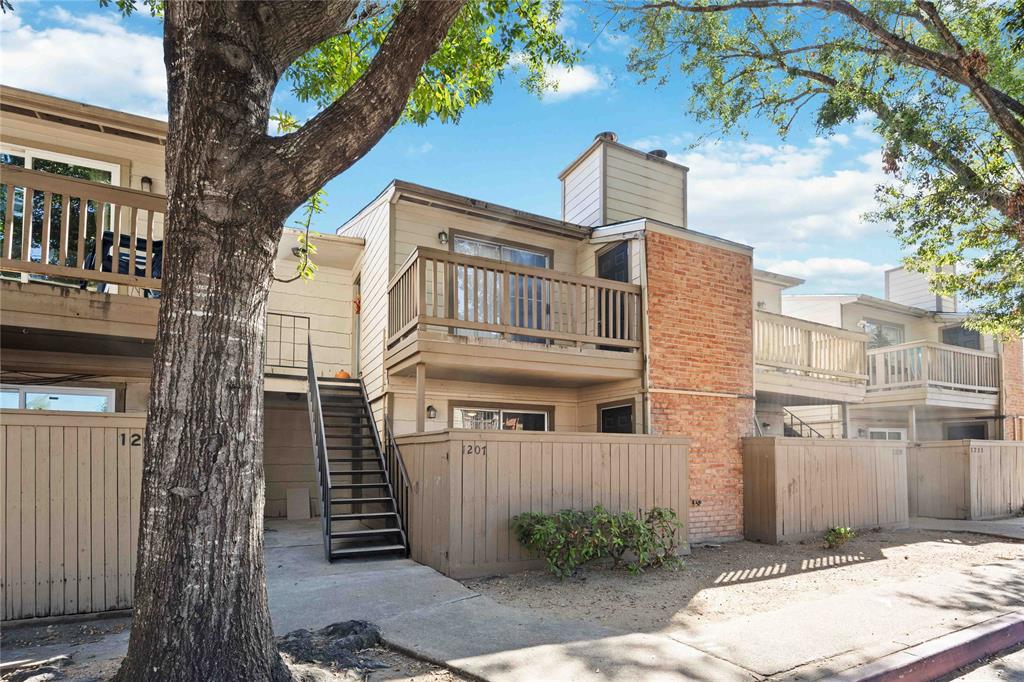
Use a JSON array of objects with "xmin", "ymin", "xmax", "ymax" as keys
[{"xmin": 464, "ymin": 443, "xmax": 487, "ymax": 456}]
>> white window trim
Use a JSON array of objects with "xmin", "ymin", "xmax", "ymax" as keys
[
  {"xmin": 0, "ymin": 384, "xmax": 116, "ymax": 413},
  {"xmin": 452, "ymin": 406, "xmax": 550, "ymax": 431},
  {"xmin": 1, "ymin": 143, "xmax": 121, "ymax": 185},
  {"xmin": 867, "ymin": 428, "xmax": 907, "ymax": 441}
]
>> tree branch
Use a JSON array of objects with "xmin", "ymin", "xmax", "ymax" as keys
[
  {"xmin": 266, "ymin": 0, "xmax": 466, "ymax": 211},
  {"xmin": 251, "ymin": 0, "xmax": 365, "ymax": 77}
]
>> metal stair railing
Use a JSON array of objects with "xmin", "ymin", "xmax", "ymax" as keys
[
  {"xmin": 783, "ymin": 407, "xmax": 826, "ymax": 438},
  {"xmin": 305, "ymin": 339, "xmax": 332, "ymax": 560},
  {"xmin": 357, "ymin": 381, "xmax": 412, "ymax": 555}
]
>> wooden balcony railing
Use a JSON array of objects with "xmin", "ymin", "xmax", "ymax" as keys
[
  {"xmin": 1, "ymin": 166, "xmax": 166, "ymax": 291},
  {"xmin": 754, "ymin": 310, "xmax": 868, "ymax": 382},
  {"xmin": 388, "ymin": 247, "xmax": 643, "ymax": 350},
  {"xmin": 867, "ymin": 341, "xmax": 999, "ymax": 394}
]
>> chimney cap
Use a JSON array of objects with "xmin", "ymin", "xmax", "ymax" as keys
[
  {"xmin": 595, "ymin": 131, "xmax": 618, "ymax": 143},
  {"xmin": 649, "ymin": 149, "xmax": 668, "ymax": 159}
]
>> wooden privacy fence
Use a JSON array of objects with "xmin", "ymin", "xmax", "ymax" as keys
[
  {"xmin": 387, "ymin": 247, "xmax": 643, "ymax": 350},
  {"xmin": 394, "ymin": 430, "xmax": 689, "ymax": 578},
  {"xmin": 1, "ymin": 166, "xmax": 166, "ymax": 291},
  {"xmin": 754, "ymin": 311, "xmax": 867, "ymax": 381},
  {"xmin": 908, "ymin": 440, "xmax": 1024, "ymax": 520},
  {"xmin": 743, "ymin": 437, "xmax": 909, "ymax": 544},
  {"xmin": 1, "ymin": 411, "xmax": 145, "ymax": 621}
]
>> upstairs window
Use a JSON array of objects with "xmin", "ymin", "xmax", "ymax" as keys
[
  {"xmin": 941, "ymin": 325, "xmax": 981, "ymax": 350},
  {"xmin": 862, "ymin": 319, "xmax": 905, "ymax": 349}
]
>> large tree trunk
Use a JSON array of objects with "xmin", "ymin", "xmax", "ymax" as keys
[
  {"xmin": 116, "ymin": 4, "xmax": 289, "ymax": 680},
  {"xmin": 114, "ymin": 1, "xmax": 466, "ymax": 678}
]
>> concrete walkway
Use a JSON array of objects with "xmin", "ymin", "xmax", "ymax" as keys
[
  {"xmin": 5, "ymin": 520, "xmax": 1023, "ymax": 681},
  {"xmin": 910, "ymin": 516, "xmax": 1024, "ymax": 541}
]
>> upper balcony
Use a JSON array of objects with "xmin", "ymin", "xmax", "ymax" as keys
[
  {"xmin": 385, "ymin": 247, "xmax": 644, "ymax": 386},
  {"xmin": 753, "ymin": 310, "xmax": 868, "ymax": 405},
  {"xmin": 0, "ymin": 166, "xmax": 338, "ymax": 386},
  {"xmin": 865, "ymin": 340, "xmax": 1000, "ymax": 409}
]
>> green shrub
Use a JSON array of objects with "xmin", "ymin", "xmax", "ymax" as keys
[
  {"xmin": 824, "ymin": 526, "xmax": 856, "ymax": 548},
  {"xmin": 513, "ymin": 506, "xmax": 683, "ymax": 578}
]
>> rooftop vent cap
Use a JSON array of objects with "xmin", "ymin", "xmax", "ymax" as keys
[
  {"xmin": 649, "ymin": 149, "xmax": 668, "ymax": 159},
  {"xmin": 595, "ymin": 131, "xmax": 618, "ymax": 143}
]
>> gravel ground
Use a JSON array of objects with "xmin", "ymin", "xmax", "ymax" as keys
[{"xmin": 462, "ymin": 529, "xmax": 1024, "ymax": 633}]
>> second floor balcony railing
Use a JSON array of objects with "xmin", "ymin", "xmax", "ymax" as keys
[
  {"xmin": 1, "ymin": 166, "xmax": 166, "ymax": 293},
  {"xmin": 867, "ymin": 341, "xmax": 999, "ymax": 394},
  {"xmin": 387, "ymin": 247, "xmax": 643, "ymax": 351},
  {"xmin": 754, "ymin": 310, "xmax": 868, "ymax": 382}
]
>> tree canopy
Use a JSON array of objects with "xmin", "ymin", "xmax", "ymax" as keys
[{"xmin": 616, "ymin": 0, "xmax": 1024, "ymax": 336}]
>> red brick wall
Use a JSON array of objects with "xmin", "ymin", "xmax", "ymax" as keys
[
  {"xmin": 644, "ymin": 230, "xmax": 754, "ymax": 541},
  {"xmin": 1002, "ymin": 338, "xmax": 1024, "ymax": 440}
]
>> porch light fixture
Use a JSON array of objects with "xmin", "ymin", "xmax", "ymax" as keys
[
  {"xmin": 426, "ymin": 405, "xmax": 437, "ymax": 420},
  {"xmin": 437, "ymin": 230, "xmax": 449, "ymax": 245},
  {"xmin": 140, "ymin": 176, "xmax": 153, "ymax": 192}
]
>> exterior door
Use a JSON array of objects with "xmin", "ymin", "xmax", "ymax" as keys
[
  {"xmin": 600, "ymin": 403, "xmax": 634, "ymax": 434},
  {"xmin": 597, "ymin": 242, "xmax": 629, "ymax": 346}
]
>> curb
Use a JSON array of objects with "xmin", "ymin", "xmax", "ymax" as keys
[{"xmin": 834, "ymin": 611, "xmax": 1024, "ymax": 682}]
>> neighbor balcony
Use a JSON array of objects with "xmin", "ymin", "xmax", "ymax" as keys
[
  {"xmin": 753, "ymin": 310, "xmax": 869, "ymax": 405},
  {"xmin": 865, "ymin": 340, "xmax": 1000, "ymax": 409},
  {"xmin": 385, "ymin": 247, "xmax": 644, "ymax": 386}
]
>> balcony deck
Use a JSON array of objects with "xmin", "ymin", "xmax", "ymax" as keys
[
  {"xmin": 865, "ymin": 340, "xmax": 1000, "ymax": 409},
  {"xmin": 385, "ymin": 247, "xmax": 644, "ymax": 386},
  {"xmin": 753, "ymin": 310, "xmax": 868, "ymax": 405}
]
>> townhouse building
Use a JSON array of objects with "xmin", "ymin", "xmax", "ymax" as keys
[{"xmin": 1, "ymin": 85, "xmax": 1021, "ymax": 618}]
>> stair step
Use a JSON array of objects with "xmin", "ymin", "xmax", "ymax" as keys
[
  {"xmin": 330, "ymin": 496, "xmax": 393, "ymax": 505},
  {"xmin": 331, "ymin": 511, "xmax": 397, "ymax": 521},
  {"xmin": 327, "ymin": 466, "xmax": 385, "ymax": 473},
  {"xmin": 328, "ymin": 457, "xmax": 381, "ymax": 463},
  {"xmin": 326, "ymin": 445, "xmax": 377, "ymax": 451},
  {"xmin": 331, "ymin": 482, "xmax": 389, "ymax": 489},
  {"xmin": 329, "ymin": 544, "xmax": 406, "ymax": 559},
  {"xmin": 330, "ymin": 527, "xmax": 403, "ymax": 539}
]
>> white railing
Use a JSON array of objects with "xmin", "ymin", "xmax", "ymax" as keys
[
  {"xmin": 867, "ymin": 341, "xmax": 999, "ymax": 393},
  {"xmin": 754, "ymin": 311, "xmax": 867, "ymax": 382},
  {"xmin": 388, "ymin": 247, "xmax": 643, "ymax": 350}
]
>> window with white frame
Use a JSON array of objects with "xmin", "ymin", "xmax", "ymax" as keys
[
  {"xmin": 862, "ymin": 319, "xmax": 905, "ymax": 349},
  {"xmin": 867, "ymin": 428, "xmax": 906, "ymax": 441},
  {"xmin": 452, "ymin": 406, "xmax": 549, "ymax": 431},
  {"xmin": 0, "ymin": 385, "xmax": 115, "ymax": 413},
  {"xmin": 0, "ymin": 144, "xmax": 121, "ymax": 185}
]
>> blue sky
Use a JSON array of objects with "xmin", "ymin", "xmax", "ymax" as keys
[{"xmin": 1, "ymin": 1, "xmax": 905, "ymax": 295}]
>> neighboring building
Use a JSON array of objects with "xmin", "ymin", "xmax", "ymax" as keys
[
  {"xmin": 1, "ymin": 84, "xmax": 1021, "ymax": 589},
  {"xmin": 783, "ymin": 267, "xmax": 1015, "ymax": 441}
]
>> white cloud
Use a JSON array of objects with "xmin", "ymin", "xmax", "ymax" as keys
[
  {"xmin": 0, "ymin": 9, "xmax": 166, "ymax": 119},
  {"xmin": 541, "ymin": 64, "xmax": 609, "ymax": 102},
  {"xmin": 668, "ymin": 136, "xmax": 889, "ymax": 254},
  {"xmin": 759, "ymin": 257, "xmax": 894, "ymax": 293},
  {"xmin": 405, "ymin": 142, "xmax": 434, "ymax": 157}
]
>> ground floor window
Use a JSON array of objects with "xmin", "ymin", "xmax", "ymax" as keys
[
  {"xmin": 867, "ymin": 428, "xmax": 906, "ymax": 441},
  {"xmin": 0, "ymin": 384, "xmax": 115, "ymax": 412},
  {"xmin": 452, "ymin": 406, "xmax": 549, "ymax": 431},
  {"xmin": 944, "ymin": 422, "xmax": 987, "ymax": 440},
  {"xmin": 599, "ymin": 403, "xmax": 634, "ymax": 434}
]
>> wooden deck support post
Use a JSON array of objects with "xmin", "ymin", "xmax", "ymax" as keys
[
  {"xmin": 415, "ymin": 362, "xmax": 426, "ymax": 432},
  {"xmin": 908, "ymin": 405, "xmax": 917, "ymax": 442}
]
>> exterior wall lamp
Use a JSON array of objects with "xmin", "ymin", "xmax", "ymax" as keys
[
  {"xmin": 437, "ymin": 230, "xmax": 449, "ymax": 245},
  {"xmin": 426, "ymin": 405, "xmax": 437, "ymax": 420},
  {"xmin": 141, "ymin": 176, "xmax": 153, "ymax": 192}
]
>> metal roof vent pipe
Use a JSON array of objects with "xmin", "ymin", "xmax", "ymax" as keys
[
  {"xmin": 595, "ymin": 131, "xmax": 618, "ymax": 143},
  {"xmin": 649, "ymin": 149, "xmax": 668, "ymax": 159}
]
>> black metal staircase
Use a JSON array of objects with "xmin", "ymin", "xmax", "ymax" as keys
[
  {"xmin": 306, "ymin": 342, "xmax": 409, "ymax": 560},
  {"xmin": 783, "ymin": 407, "xmax": 826, "ymax": 438}
]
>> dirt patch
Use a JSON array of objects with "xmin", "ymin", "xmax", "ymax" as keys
[{"xmin": 462, "ymin": 529, "xmax": 1024, "ymax": 633}]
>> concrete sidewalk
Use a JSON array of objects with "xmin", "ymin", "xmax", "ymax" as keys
[
  {"xmin": 910, "ymin": 516, "xmax": 1024, "ymax": 541},
  {"xmin": 5, "ymin": 520, "xmax": 1023, "ymax": 681}
]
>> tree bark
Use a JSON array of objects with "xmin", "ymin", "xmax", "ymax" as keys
[
  {"xmin": 115, "ymin": 2, "xmax": 465, "ymax": 679},
  {"xmin": 116, "ymin": 4, "xmax": 291, "ymax": 680}
]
